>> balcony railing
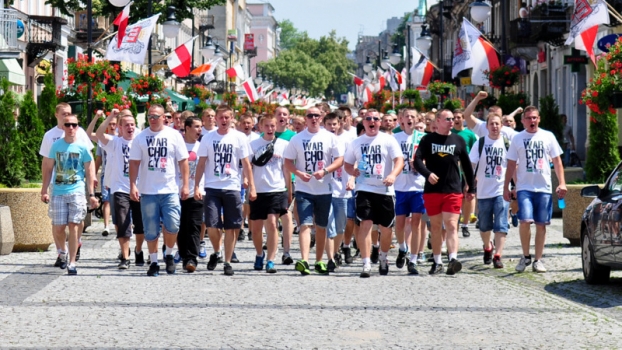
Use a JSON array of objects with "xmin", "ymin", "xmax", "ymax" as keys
[{"xmin": 0, "ymin": 9, "xmax": 21, "ymax": 55}]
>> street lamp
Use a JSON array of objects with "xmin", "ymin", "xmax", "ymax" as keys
[
  {"xmin": 254, "ymin": 67, "xmax": 263, "ymax": 85},
  {"xmin": 201, "ymin": 35, "xmax": 215, "ymax": 60},
  {"xmin": 363, "ymin": 56, "xmax": 373, "ymax": 73},
  {"xmin": 109, "ymin": 0, "xmax": 129, "ymax": 7},
  {"xmin": 162, "ymin": 6, "xmax": 181, "ymax": 38},
  {"xmin": 380, "ymin": 50, "xmax": 390, "ymax": 70},
  {"xmin": 214, "ymin": 44, "xmax": 223, "ymax": 58},
  {"xmin": 416, "ymin": 24, "xmax": 432, "ymax": 52},
  {"xmin": 389, "ymin": 43, "xmax": 401, "ymax": 65},
  {"xmin": 469, "ymin": 0, "xmax": 492, "ymax": 23}
]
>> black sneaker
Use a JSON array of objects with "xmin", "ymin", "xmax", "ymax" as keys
[
  {"xmin": 231, "ymin": 252, "xmax": 240, "ymax": 263},
  {"xmin": 165, "ymin": 255, "xmax": 176, "ymax": 274},
  {"xmin": 407, "ymin": 262, "xmax": 419, "ymax": 275},
  {"xmin": 483, "ymin": 248, "xmax": 493, "ymax": 265},
  {"xmin": 334, "ymin": 253, "xmax": 342, "ymax": 266},
  {"xmin": 493, "ymin": 256, "xmax": 504, "ymax": 269},
  {"xmin": 371, "ymin": 246, "xmax": 379, "ymax": 264},
  {"xmin": 293, "ymin": 226, "xmax": 299, "ymax": 235},
  {"xmin": 396, "ymin": 249, "xmax": 407, "ymax": 269},
  {"xmin": 54, "ymin": 254, "xmax": 62, "ymax": 267},
  {"xmin": 59, "ymin": 253, "xmax": 68, "ymax": 270},
  {"xmin": 207, "ymin": 253, "xmax": 219, "ymax": 270},
  {"xmin": 281, "ymin": 253, "xmax": 294, "ymax": 265},
  {"xmin": 67, "ymin": 266, "xmax": 77, "ymax": 275},
  {"xmin": 446, "ymin": 258, "xmax": 462, "ymax": 275},
  {"xmin": 343, "ymin": 247, "xmax": 353, "ymax": 264},
  {"xmin": 247, "ymin": 230, "xmax": 252, "ymax": 241},
  {"xmin": 185, "ymin": 260, "xmax": 197, "ymax": 273},
  {"xmin": 224, "ymin": 262, "xmax": 234, "ymax": 276},
  {"xmin": 238, "ymin": 229, "xmax": 245, "ymax": 241},
  {"xmin": 327, "ymin": 259, "xmax": 337, "ymax": 273},
  {"xmin": 217, "ymin": 254, "xmax": 224, "ymax": 263},
  {"xmin": 310, "ymin": 234, "xmax": 316, "ymax": 248},
  {"xmin": 118, "ymin": 259, "xmax": 130, "ymax": 269},
  {"xmin": 135, "ymin": 250, "xmax": 145, "ymax": 266},
  {"xmin": 429, "ymin": 262, "xmax": 444, "ymax": 275},
  {"xmin": 76, "ymin": 244, "xmax": 81, "ymax": 261},
  {"xmin": 461, "ymin": 226, "xmax": 470, "ymax": 238},
  {"xmin": 147, "ymin": 262, "xmax": 160, "ymax": 276},
  {"xmin": 379, "ymin": 259, "xmax": 389, "ymax": 275}
]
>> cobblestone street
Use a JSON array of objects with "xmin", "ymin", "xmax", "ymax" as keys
[{"xmin": 1, "ymin": 218, "xmax": 622, "ymax": 349}]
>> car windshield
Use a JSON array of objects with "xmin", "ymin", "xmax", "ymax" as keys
[{"xmin": 608, "ymin": 168, "xmax": 622, "ymax": 193}]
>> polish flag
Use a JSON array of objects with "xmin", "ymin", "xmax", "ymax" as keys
[
  {"xmin": 574, "ymin": 25, "xmax": 599, "ymax": 65},
  {"xmin": 361, "ymin": 86, "xmax": 373, "ymax": 104},
  {"xmin": 400, "ymin": 68, "xmax": 407, "ymax": 91},
  {"xmin": 377, "ymin": 68, "xmax": 386, "ymax": 91},
  {"xmin": 113, "ymin": 2, "xmax": 132, "ymax": 48},
  {"xmin": 412, "ymin": 55, "xmax": 435, "ymax": 87},
  {"xmin": 565, "ymin": 0, "xmax": 609, "ymax": 65},
  {"xmin": 348, "ymin": 72, "xmax": 364, "ymax": 86},
  {"xmin": 241, "ymin": 78, "xmax": 258, "ymax": 102},
  {"xmin": 190, "ymin": 57, "xmax": 222, "ymax": 76},
  {"xmin": 167, "ymin": 36, "xmax": 197, "ymax": 77},
  {"xmin": 226, "ymin": 64, "xmax": 245, "ymax": 80}
]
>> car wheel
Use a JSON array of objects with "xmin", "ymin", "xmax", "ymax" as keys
[{"xmin": 582, "ymin": 232, "xmax": 611, "ymax": 284}]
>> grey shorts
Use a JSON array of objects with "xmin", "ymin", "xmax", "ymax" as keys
[
  {"xmin": 204, "ymin": 188, "xmax": 243, "ymax": 230},
  {"xmin": 49, "ymin": 193, "xmax": 87, "ymax": 226}
]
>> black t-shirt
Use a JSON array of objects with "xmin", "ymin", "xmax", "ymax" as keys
[{"xmin": 413, "ymin": 132, "xmax": 475, "ymax": 194}]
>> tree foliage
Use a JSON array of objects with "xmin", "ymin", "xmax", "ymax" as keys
[
  {"xmin": 278, "ymin": 19, "xmax": 306, "ymax": 51},
  {"xmin": 0, "ymin": 78, "xmax": 24, "ymax": 187},
  {"xmin": 18, "ymin": 90, "xmax": 44, "ymax": 181},
  {"xmin": 39, "ymin": 71, "xmax": 57, "ymax": 131},
  {"xmin": 538, "ymin": 95, "xmax": 563, "ymax": 147}
]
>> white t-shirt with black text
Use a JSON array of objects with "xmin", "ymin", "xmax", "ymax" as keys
[
  {"xmin": 469, "ymin": 136, "xmax": 508, "ymax": 199},
  {"xmin": 198, "ymin": 129, "xmax": 251, "ymax": 191},
  {"xmin": 393, "ymin": 131, "xmax": 425, "ymax": 192},
  {"xmin": 101, "ymin": 136, "xmax": 134, "ymax": 194},
  {"xmin": 180, "ymin": 141, "xmax": 204, "ymax": 197},
  {"xmin": 331, "ymin": 132, "xmax": 356, "ymax": 198},
  {"xmin": 471, "ymin": 118, "xmax": 517, "ymax": 141},
  {"xmin": 250, "ymin": 137, "xmax": 289, "ymax": 193}
]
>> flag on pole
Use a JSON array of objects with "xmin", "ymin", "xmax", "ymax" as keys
[
  {"xmin": 377, "ymin": 68, "xmax": 386, "ymax": 91},
  {"xmin": 226, "ymin": 64, "xmax": 245, "ymax": 80},
  {"xmin": 387, "ymin": 64, "xmax": 401, "ymax": 92},
  {"xmin": 400, "ymin": 68, "xmax": 407, "ymax": 91},
  {"xmin": 106, "ymin": 14, "xmax": 160, "ymax": 64},
  {"xmin": 453, "ymin": 18, "xmax": 500, "ymax": 86},
  {"xmin": 574, "ymin": 25, "xmax": 600, "ymax": 64},
  {"xmin": 241, "ymin": 78, "xmax": 258, "ymax": 102},
  {"xmin": 191, "ymin": 57, "xmax": 222, "ymax": 75},
  {"xmin": 412, "ymin": 55, "xmax": 435, "ymax": 87},
  {"xmin": 167, "ymin": 36, "xmax": 197, "ymax": 77},
  {"xmin": 348, "ymin": 72, "xmax": 365, "ymax": 86},
  {"xmin": 361, "ymin": 86, "xmax": 373, "ymax": 104},
  {"xmin": 112, "ymin": 2, "xmax": 132, "ymax": 48},
  {"xmin": 565, "ymin": 0, "xmax": 609, "ymax": 65}
]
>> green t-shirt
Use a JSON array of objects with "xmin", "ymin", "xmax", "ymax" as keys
[
  {"xmin": 393, "ymin": 126, "xmax": 402, "ymax": 134},
  {"xmin": 451, "ymin": 128, "xmax": 478, "ymax": 153},
  {"xmin": 275, "ymin": 129, "xmax": 296, "ymax": 141}
]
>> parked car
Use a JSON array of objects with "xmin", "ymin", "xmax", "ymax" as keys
[{"xmin": 580, "ymin": 161, "xmax": 622, "ymax": 284}]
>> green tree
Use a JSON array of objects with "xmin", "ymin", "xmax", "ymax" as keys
[
  {"xmin": 18, "ymin": 90, "xmax": 44, "ymax": 181},
  {"xmin": 0, "ymin": 78, "xmax": 24, "ymax": 186},
  {"xmin": 39, "ymin": 71, "xmax": 57, "ymax": 131},
  {"xmin": 278, "ymin": 19, "xmax": 306, "ymax": 51},
  {"xmin": 258, "ymin": 49, "xmax": 331, "ymax": 97}
]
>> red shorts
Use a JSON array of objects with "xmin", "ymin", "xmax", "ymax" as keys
[{"xmin": 423, "ymin": 193, "xmax": 463, "ymax": 216}]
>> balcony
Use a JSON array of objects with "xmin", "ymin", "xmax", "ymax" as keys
[
  {"xmin": 26, "ymin": 15, "xmax": 67, "ymax": 65},
  {"xmin": 0, "ymin": 9, "xmax": 23, "ymax": 59},
  {"xmin": 199, "ymin": 15, "xmax": 215, "ymax": 31},
  {"xmin": 509, "ymin": 4, "xmax": 571, "ymax": 47},
  {"xmin": 72, "ymin": 10, "xmax": 107, "ymax": 43}
]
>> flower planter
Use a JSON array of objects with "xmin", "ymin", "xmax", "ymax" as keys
[
  {"xmin": 612, "ymin": 92, "xmax": 622, "ymax": 108},
  {"xmin": 0, "ymin": 189, "xmax": 52, "ymax": 252},
  {"xmin": 562, "ymin": 184, "xmax": 602, "ymax": 246}
]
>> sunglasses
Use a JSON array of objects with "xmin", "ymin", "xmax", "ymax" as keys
[
  {"xmin": 445, "ymin": 117, "xmax": 455, "ymax": 122},
  {"xmin": 306, "ymin": 114, "xmax": 321, "ymax": 119},
  {"xmin": 365, "ymin": 117, "xmax": 380, "ymax": 122},
  {"xmin": 147, "ymin": 114, "xmax": 161, "ymax": 120},
  {"xmin": 64, "ymin": 123, "xmax": 78, "ymax": 128},
  {"xmin": 165, "ymin": 115, "xmax": 172, "ymax": 119}
]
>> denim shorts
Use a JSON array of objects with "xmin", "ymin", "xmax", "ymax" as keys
[
  {"xmin": 327, "ymin": 197, "xmax": 348, "ymax": 238},
  {"xmin": 295, "ymin": 191, "xmax": 332, "ymax": 228},
  {"xmin": 477, "ymin": 196, "xmax": 509, "ymax": 233},
  {"xmin": 516, "ymin": 190, "xmax": 552, "ymax": 225},
  {"xmin": 395, "ymin": 191, "xmax": 425, "ymax": 216},
  {"xmin": 140, "ymin": 193, "xmax": 181, "ymax": 241}
]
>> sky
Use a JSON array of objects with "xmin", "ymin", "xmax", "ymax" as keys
[{"xmin": 259, "ymin": 0, "xmax": 428, "ymax": 50}]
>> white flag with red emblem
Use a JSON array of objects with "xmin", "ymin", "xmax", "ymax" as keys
[
  {"xmin": 566, "ymin": 0, "xmax": 609, "ymax": 64},
  {"xmin": 106, "ymin": 14, "xmax": 160, "ymax": 64},
  {"xmin": 241, "ymin": 78, "xmax": 258, "ymax": 102},
  {"xmin": 112, "ymin": 2, "xmax": 132, "ymax": 48},
  {"xmin": 166, "ymin": 36, "xmax": 198, "ymax": 77}
]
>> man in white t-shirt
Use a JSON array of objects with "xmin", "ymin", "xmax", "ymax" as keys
[
  {"xmin": 200, "ymin": 108, "xmax": 216, "ymax": 136},
  {"xmin": 344, "ymin": 108, "xmax": 404, "ymax": 278},
  {"xmin": 284, "ymin": 106, "xmax": 345, "ymax": 275},
  {"xmin": 194, "ymin": 105, "xmax": 256, "ymax": 276},
  {"xmin": 39, "ymin": 102, "xmax": 94, "ymax": 267},
  {"xmin": 504, "ymin": 106, "xmax": 566, "ymax": 273},
  {"xmin": 96, "ymin": 110, "xmax": 144, "ymax": 269},
  {"xmin": 129, "ymin": 104, "xmax": 190, "ymax": 277},
  {"xmin": 469, "ymin": 114, "xmax": 511, "ymax": 269},
  {"xmin": 237, "ymin": 113, "xmax": 260, "ymax": 241},
  {"xmin": 338, "ymin": 106, "xmax": 357, "ymax": 136},
  {"xmin": 249, "ymin": 114, "xmax": 291, "ymax": 273},
  {"xmin": 463, "ymin": 91, "xmax": 521, "ymax": 140}
]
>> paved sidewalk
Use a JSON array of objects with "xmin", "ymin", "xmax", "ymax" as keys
[{"xmin": 1, "ymin": 218, "xmax": 622, "ymax": 348}]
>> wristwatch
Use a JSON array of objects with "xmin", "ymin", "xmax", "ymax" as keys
[
  {"xmin": 89, "ymin": 193, "xmax": 96, "ymax": 197},
  {"xmin": 323, "ymin": 168, "xmax": 329, "ymax": 176}
]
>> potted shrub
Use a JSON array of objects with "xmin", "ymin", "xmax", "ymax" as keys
[{"xmin": 484, "ymin": 64, "xmax": 520, "ymax": 92}]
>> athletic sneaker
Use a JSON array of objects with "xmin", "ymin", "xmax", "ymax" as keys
[
  {"xmin": 417, "ymin": 252, "xmax": 426, "ymax": 265},
  {"xmin": 238, "ymin": 229, "xmax": 245, "ymax": 241},
  {"xmin": 446, "ymin": 258, "xmax": 462, "ymax": 275},
  {"xmin": 207, "ymin": 253, "xmax": 219, "ymax": 271},
  {"xmin": 469, "ymin": 214, "xmax": 477, "ymax": 223},
  {"xmin": 147, "ymin": 262, "xmax": 160, "ymax": 276},
  {"xmin": 314, "ymin": 261, "xmax": 328, "ymax": 275},
  {"xmin": 396, "ymin": 249, "xmax": 407, "ymax": 269},
  {"xmin": 118, "ymin": 259, "xmax": 130, "ymax": 269},
  {"xmin": 135, "ymin": 250, "xmax": 145, "ymax": 266},
  {"xmin": 379, "ymin": 259, "xmax": 389, "ymax": 275},
  {"xmin": 334, "ymin": 253, "xmax": 342, "ymax": 266},
  {"xmin": 185, "ymin": 260, "xmax": 197, "ymax": 273},
  {"xmin": 461, "ymin": 226, "xmax": 471, "ymax": 238},
  {"xmin": 429, "ymin": 262, "xmax": 444, "ymax": 275},
  {"xmin": 371, "ymin": 246, "xmax": 379, "ymax": 264},
  {"xmin": 67, "ymin": 265, "xmax": 77, "ymax": 275},
  {"xmin": 247, "ymin": 231, "xmax": 252, "ymax": 241},
  {"xmin": 327, "ymin": 259, "xmax": 337, "ymax": 273},
  {"xmin": 231, "ymin": 252, "xmax": 240, "ymax": 263},
  {"xmin": 76, "ymin": 244, "xmax": 81, "ymax": 261},
  {"xmin": 407, "ymin": 262, "xmax": 419, "ymax": 275},
  {"xmin": 58, "ymin": 253, "xmax": 68, "ymax": 270},
  {"xmin": 310, "ymin": 234, "xmax": 316, "ymax": 248},
  {"xmin": 360, "ymin": 263, "xmax": 372, "ymax": 278},
  {"xmin": 54, "ymin": 254, "xmax": 63, "ymax": 267},
  {"xmin": 281, "ymin": 253, "xmax": 294, "ymax": 265},
  {"xmin": 173, "ymin": 251, "xmax": 182, "ymax": 264},
  {"xmin": 515, "ymin": 256, "xmax": 532, "ymax": 272},
  {"xmin": 295, "ymin": 260, "xmax": 311, "ymax": 275},
  {"xmin": 198, "ymin": 242, "xmax": 207, "ymax": 259},
  {"xmin": 102, "ymin": 228, "xmax": 109, "ymax": 237},
  {"xmin": 511, "ymin": 213, "xmax": 519, "ymax": 227},
  {"xmin": 532, "ymin": 260, "xmax": 547, "ymax": 273},
  {"xmin": 266, "ymin": 261, "xmax": 277, "ymax": 273},
  {"xmin": 483, "ymin": 248, "xmax": 493, "ymax": 265},
  {"xmin": 493, "ymin": 256, "xmax": 504, "ymax": 269},
  {"xmin": 224, "ymin": 262, "xmax": 234, "ymax": 276},
  {"xmin": 165, "ymin": 255, "xmax": 176, "ymax": 274},
  {"xmin": 254, "ymin": 252, "xmax": 265, "ymax": 271},
  {"xmin": 343, "ymin": 247, "xmax": 353, "ymax": 264}
]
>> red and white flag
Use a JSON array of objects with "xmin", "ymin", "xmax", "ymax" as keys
[
  {"xmin": 412, "ymin": 54, "xmax": 435, "ymax": 87},
  {"xmin": 566, "ymin": 0, "xmax": 609, "ymax": 64},
  {"xmin": 400, "ymin": 68, "xmax": 407, "ymax": 91},
  {"xmin": 106, "ymin": 14, "xmax": 159, "ymax": 64},
  {"xmin": 191, "ymin": 57, "xmax": 222, "ymax": 76},
  {"xmin": 167, "ymin": 36, "xmax": 197, "ymax": 77},
  {"xmin": 348, "ymin": 72, "xmax": 365, "ymax": 86},
  {"xmin": 226, "ymin": 64, "xmax": 245, "ymax": 80},
  {"xmin": 361, "ymin": 86, "xmax": 373, "ymax": 104},
  {"xmin": 241, "ymin": 78, "xmax": 258, "ymax": 102},
  {"xmin": 376, "ymin": 68, "xmax": 386, "ymax": 91},
  {"xmin": 387, "ymin": 64, "xmax": 402, "ymax": 92},
  {"xmin": 453, "ymin": 18, "xmax": 499, "ymax": 86},
  {"xmin": 113, "ymin": 2, "xmax": 132, "ymax": 48}
]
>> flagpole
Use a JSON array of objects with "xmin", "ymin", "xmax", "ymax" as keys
[{"xmin": 606, "ymin": 2, "xmax": 622, "ymax": 22}]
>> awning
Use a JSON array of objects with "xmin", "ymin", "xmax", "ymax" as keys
[
  {"xmin": 117, "ymin": 70, "xmax": 139, "ymax": 92},
  {"xmin": 0, "ymin": 59, "xmax": 25, "ymax": 86},
  {"xmin": 164, "ymin": 88, "xmax": 195, "ymax": 111}
]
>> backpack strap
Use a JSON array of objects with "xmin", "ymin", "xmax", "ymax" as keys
[{"xmin": 474, "ymin": 137, "xmax": 486, "ymax": 175}]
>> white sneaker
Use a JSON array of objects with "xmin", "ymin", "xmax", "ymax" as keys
[
  {"xmin": 360, "ymin": 263, "xmax": 372, "ymax": 278},
  {"xmin": 515, "ymin": 256, "xmax": 532, "ymax": 272},
  {"xmin": 532, "ymin": 260, "xmax": 547, "ymax": 273}
]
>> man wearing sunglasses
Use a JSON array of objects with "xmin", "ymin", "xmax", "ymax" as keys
[
  {"xmin": 284, "ymin": 106, "xmax": 345, "ymax": 275},
  {"xmin": 414, "ymin": 109, "xmax": 476, "ymax": 276},
  {"xmin": 41, "ymin": 115, "xmax": 99, "ymax": 275},
  {"xmin": 129, "ymin": 104, "xmax": 190, "ymax": 277},
  {"xmin": 344, "ymin": 109, "xmax": 404, "ymax": 277}
]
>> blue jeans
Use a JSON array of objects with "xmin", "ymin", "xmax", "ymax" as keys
[
  {"xmin": 477, "ymin": 196, "xmax": 509, "ymax": 233},
  {"xmin": 295, "ymin": 191, "xmax": 332, "ymax": 228},
  {"xmin": 516, "ymin": 190, "xmax": 552, "ymax": 225},
  {"xmin": 140, "ymin": 193, "xmax": 181, "ymax": 241},
  {"xmin": 327, "ymin": 197, "xmax": 348, "ymax": 238}
]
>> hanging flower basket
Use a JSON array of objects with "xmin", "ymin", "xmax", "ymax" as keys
[
  {"xmin": 427, "ymin": 80, "xmax": 457, "ymax": 96},
  {"xmin": 130, "ymin": 75, "xmax": 164, "ymax": 96},
  {"xmin": 484, "ymin": 65, "xmax": 520, "ymax": 90}
]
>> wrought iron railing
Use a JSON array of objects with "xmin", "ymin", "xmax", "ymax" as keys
[{"xmin": 0, "ymin": 9, "xmax": 20, "ymax": 52}]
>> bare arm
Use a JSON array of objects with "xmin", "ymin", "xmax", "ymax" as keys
[
  {"xmin": 242, "ymin": 157, "xmax": 256, "ymax": 201},
  {"xmin": 178, "ymin": 158, "xmax": 189, "ymax": 200},
  {"xmin": 129, "ymin": 160, "xmax": 140, "ymax": 201},
  {"xmin": 194, "ymin": 157, "xmax": 207, "ymax": 200},
  {"xmin": 552, "ymin": 156, "xmax": 567, "ymax": 198},
  {"xmin": 86, "ymin": 113, "xmax": 100, "ymax": 142},
  {"xmin": 383, "ymin": 156, "xmax": 404, "ymax": 187},
  {"xmin": 464, "ymin": 91, "xmax": 488, "ymax": 130},
  {"xmin": 507, "ymin": 107, "xmax": 523, "ymax": 120},
  {"xmin": 96, "ymin": 113, "xmax": 116, "ymax": 146},
  {"xmin": 40, "ymin": 157, "xmax": 54, "ymax": 203},
  {"xmin": 344, "ymin": 161, "xmax": 357, "ymax": 177},
  {"xmin": 503, "ymin": 159, "xmax": 517, "ymax": 201},
  {"xmin": 84, "ymin": 160, "xmax": 99, "ymax": 209}
]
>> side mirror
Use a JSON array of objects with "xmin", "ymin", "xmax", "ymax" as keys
[{"xmin": 581, "ymin": 185, "xmax": 600, "ymax": 198}]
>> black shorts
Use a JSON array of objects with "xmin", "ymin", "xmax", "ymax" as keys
[
  {"xmin": 113, "ymin": 192, "xmax": 143, "ymax": 238},
  {"xmin": 204, "ymin": 188, "xmax": 242, "ymax": 230},
  {"xmin": 355, "ymin": 191, "xmax": 396, "ymax": 228},
  {"xmin": 249, "ymin": 192, "xmax": 288, "ymax": 221}
]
